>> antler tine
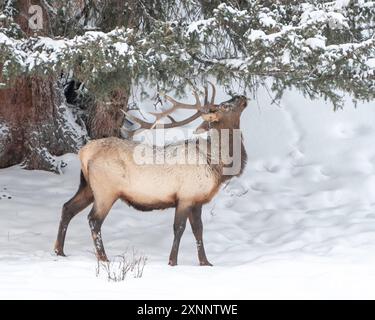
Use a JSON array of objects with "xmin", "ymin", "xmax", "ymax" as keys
[
  {"xmin": 207, "ymin": 80, "xmax": 216, "ymax": 105},
  {"xmin": 163, "ymin": 88, "xmax": 202, "ymax": 110},
  {"xmin": 122, "ymin": 110, "xmax": 153, "ymax": 130},
  {"xmin": 204, "ymin": 85, "xmax": 208, "ymax": 105},
  {"xmin": 191, "ymin": 87, "xmax": 202, "ymax": 109},
  {"xmin": 149, "ymin": 88, "xmax": 202, "ymax": 121}
]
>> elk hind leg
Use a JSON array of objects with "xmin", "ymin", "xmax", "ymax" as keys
[{"xmin": 55, "ymin": 171, "xmax": 93, "ymax": 256}]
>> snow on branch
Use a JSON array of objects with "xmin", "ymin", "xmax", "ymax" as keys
[{"xmin": 0, "ymin": 1, "xmax": 374, "ymax": 108}]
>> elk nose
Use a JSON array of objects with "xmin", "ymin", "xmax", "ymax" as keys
[{"xmin": 241, "ymin": 96, "xmax": 249, "ymax": 107}]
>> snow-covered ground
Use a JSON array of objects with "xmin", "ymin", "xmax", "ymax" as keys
[{"xmin": 1, "ymin": 89, "xmax": 375, "ymax": 299}]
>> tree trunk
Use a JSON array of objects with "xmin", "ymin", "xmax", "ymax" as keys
[
  {"xmin": 87, "ymin": 89, "xmax": 128, "ymax": 139},
  {"xmin": 0, "ymin": 0, "xmax": 83, "ymax": 172},
  {"xmin": 0, "ymin": 0, "xmax": 130, "ymax": 172},
  {"xmin": 0, "ymin": 75, "xmax": 84, "ymax": 172}
]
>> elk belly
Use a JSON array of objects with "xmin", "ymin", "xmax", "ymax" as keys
[
  {"xmin": 118, "ymin": 163, "xmax": 218, "ymax": 210},
  {"xmin": 177, "ymin": 166, "xmax": 218, "ymax": 201}
]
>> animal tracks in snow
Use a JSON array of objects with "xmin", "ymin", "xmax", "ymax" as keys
[
  {"xmin": 0, "ymin": 187, "xmax": 12, "ymax": 200},
  {"xmin": 333, "ymin": 123, "xmax": 374, "ymax": 139}
]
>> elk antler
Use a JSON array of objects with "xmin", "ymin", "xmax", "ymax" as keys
[
  {"xmin": 148, "ymin": 87, "xmax": 202, "ymax": 123},
  {"xmin": 122, "ymin": 109, "xmax": 202, "ymax": 130},
  {"xmin": 207, "ymin": 81, "xmax": 216, "ymax": 105},
  {"xmin": 123, "ymin": 83, "xmax": 217, "ymax": 136}
]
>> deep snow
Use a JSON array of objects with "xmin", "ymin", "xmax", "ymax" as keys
[{"xmin": 1, "ymin": 89, "xmax": 375, "ymax": 299}]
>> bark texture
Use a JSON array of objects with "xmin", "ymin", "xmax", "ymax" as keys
[
  {"xmin": 0, "ymin": 76, "xmax": 82, "ymax": 172},
  {"xmin": 87, "ymin": 89, "xmax": 128, "ymax": 139}
]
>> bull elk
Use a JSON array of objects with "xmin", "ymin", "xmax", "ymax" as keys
[{"xmin": 54, "ymin": 83, "xmax": 248, "ymax": 266}]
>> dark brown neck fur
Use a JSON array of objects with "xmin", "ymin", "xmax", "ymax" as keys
[{"xmin": 207, "ymin": 125, "xmax": 247, "ymax": 184}]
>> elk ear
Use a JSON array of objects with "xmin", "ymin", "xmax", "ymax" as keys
[{"xmin": 194, "ymin": 121, "xmax": 210, "ymax": 134}]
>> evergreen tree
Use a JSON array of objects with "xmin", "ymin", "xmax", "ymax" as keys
[{"xmin": 0, "ymin": 0, "xmax": 374, "ymax": 171}]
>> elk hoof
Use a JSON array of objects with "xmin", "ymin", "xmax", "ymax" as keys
[
  {"xmin": 54, "ymin": 248, "xmax": 66, "ymax": 257},
  {"xmin": 54, "ymin": 240, "xmax": 66, "ymax": 256},
  {"xmin": 97, "ymin": 255, "xmax": 109, "ymax": 262},
  {"xmin": 200, "ymin": 261, "xmax": 213, "ymax": 266},
  {"xmin": 168, "ymin": 260, "xmax": 177, "ymax": 266}
]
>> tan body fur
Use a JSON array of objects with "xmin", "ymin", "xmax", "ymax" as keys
[{"xmin": 80, "ymin": 137, "xmax": 221, "ymax": 212}]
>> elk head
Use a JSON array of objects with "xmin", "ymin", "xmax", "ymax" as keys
[{"xmin": 195, "ymin": 94, "xmax": 248, "ymax": 134}]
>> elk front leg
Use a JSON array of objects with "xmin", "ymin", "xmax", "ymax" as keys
[
  {"xmin": 168, "ymin": 202, "xmax": 190, "ymax": 266},
  {"xmin": 88, "ymin": 201, "xmax": 112, "ymax": 262},
  {"xmin": 189, "ymin": 205, "xmax": 212, "ymax": 266}
]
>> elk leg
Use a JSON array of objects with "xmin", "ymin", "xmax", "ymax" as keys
[
  {"xmin": 168, "ymin": 202, "xmax": 190, "ymax": 266},
  {"xmin": 189, "ymin": 205, "xmax": 213, "ymax": 266},
  {"xmin": 88, "ymin": 200, "xmax": 113, "ymax": 262},
  {"xmin": 55, "ymin": 175, "xmax": 93, "ymax": 256}
]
